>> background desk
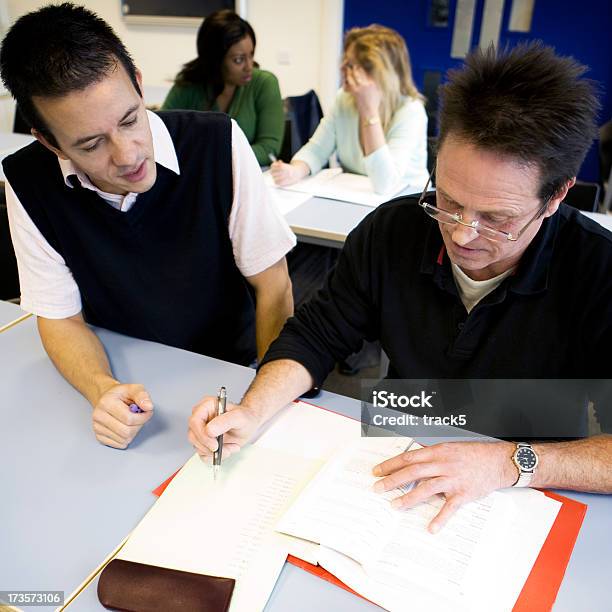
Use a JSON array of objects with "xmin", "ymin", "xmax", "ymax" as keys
[
  {"xmin": 0, "ymin": 300, "xmax": 29, "ymax": 330},
  {"xmin": 1, "ymin": 321, "xmax": 610, "ymax": 611},
  {"xmin": 286, "ymin": 198, "xmax": 612, "ymax": 249},
  {"xmin": 285, "ymin": 196, "xmax": 374, "ymax": 249},
  {"xmin": 0, "ymin": 132, "xmax": 35, "ymax": 182}
]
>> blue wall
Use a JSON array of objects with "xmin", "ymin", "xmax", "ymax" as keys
[{"xmin": 344, "ymin": 0, "xmax": 612, "ymax": 182}]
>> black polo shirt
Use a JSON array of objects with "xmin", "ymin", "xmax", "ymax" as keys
[{"xmin": 262, "ymin": 197, "xmax": 612, "ymax": 436}]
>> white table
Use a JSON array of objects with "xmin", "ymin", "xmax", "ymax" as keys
[
  {"xmin": 0, "ymin": 300, "xmax": 29, "ymax": 331},
  {"xmin": 582, "ymin": 210, "xmax": 612, "ymax": 232},
  {"xmin": 1, "ymin": 317, "xmax": 610, "ymax": 611},
  {"xmin": 0, "ymin": 132, "xmax": 35, "ymax": 182},
  {"xmin": 286, "ymin": 198, "xmax": 612, "ymax": 249}
]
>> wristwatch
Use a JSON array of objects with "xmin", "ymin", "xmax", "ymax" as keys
[{"xmin": 511, "ymin": 443, "xmax": 539, "ymax": 487}]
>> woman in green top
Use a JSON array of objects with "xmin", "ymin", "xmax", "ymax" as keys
[{"xmin": 162, "ymin": 9, "xmax": 284, "ymax": 165}]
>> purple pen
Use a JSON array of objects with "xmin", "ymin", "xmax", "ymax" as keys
[{"xmin": 129, "ymin": 403, "xmax": 143, "ymax": 414}]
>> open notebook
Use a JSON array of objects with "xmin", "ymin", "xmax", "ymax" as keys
[
  {"xmin": 69, "ymin": 402, "xmax": 585, "ymax": 612},
  {"xmin": 264, "ymin": 168, "xmax": 413, "ymax": 208},
  {"xmin": 276, "ymin": 435, "xmax": 563, "ymax": 612}
]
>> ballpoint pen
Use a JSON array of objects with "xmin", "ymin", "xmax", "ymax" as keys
[
  {"xmin": 212, "ymin": 386, "xmax": 226, "ymax": 480},
  {"xmin": 268, "ymin": 152, "xmax": 278, "ymax": 164}
]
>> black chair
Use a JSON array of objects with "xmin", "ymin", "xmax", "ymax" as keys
[
  {"xmin": 563, "ymin": 181, "xmax": 600, "ymax": 213},
  {"xmin": 13, "ymin": 104, "xmax": 31, "ymax": 135},
  {"xmin": 0, "ymin": 187, "xmax": 20, "ymax": 300},
  {"xmin": 599, "ymin": 120, "xmax": 612, "ymax": 210},
  {"xmin": 281, "ymin": 90, "xmax": 323, "ymax": 162},
  {"xmin": 427, "ymin": 136, "xmax": 438, "ymax": 176}
]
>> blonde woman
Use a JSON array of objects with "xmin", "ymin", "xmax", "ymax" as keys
[{"xmin": 271, "ymin": 25, "xmax": 428, "ymax": 194}]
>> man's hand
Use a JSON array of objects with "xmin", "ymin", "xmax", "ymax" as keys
[
  {"xmin": 92, "ymin": 383, "xmax": 154, "ymax": 449},
  {"xmin": 188, "ymin": 397, "xmax": 263, "ymax": 460},
  {"xmin": 372, "ymin": 441, "xmax": 517, "ymax": 533}
]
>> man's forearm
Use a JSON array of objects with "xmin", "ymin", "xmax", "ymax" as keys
[
  {"xmin": 241, "ymin": 359, "xmax": 313, "ymax": 425},
  {"xmin": 37, "ymin": 314, "xmax": 118, "ymax": 406},
  {"xmin": 530, "ymin": 435, "xmax": 612, "ymax": 492},
  {"xmin": 254, "ymin": 282, "xmax": 293, "ymax": 361}
]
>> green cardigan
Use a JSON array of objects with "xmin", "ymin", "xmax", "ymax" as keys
[{"xmin": 162, "ymin": 68, "xmax": 284, "ymax": 165}]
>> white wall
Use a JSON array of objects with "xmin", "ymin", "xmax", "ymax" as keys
[{"xmin": 2, "ymin": 0, "xmax": 342, "ymax": 127}]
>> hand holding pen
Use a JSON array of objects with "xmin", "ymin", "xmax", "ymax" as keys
[
  {"xmin": 188, "ymin": 392, "xmax": 263, "ymax": 462},
  {"xmin": 213, "ymin": 387, "xmax": 226, "ymax": 480}
]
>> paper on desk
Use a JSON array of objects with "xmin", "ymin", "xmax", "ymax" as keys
[
  {"xmin": 253, "ymin": 400, "xmax": 360, "ymax": 460},
  {"xmin": 118, "ymin": 448, "xmax": 322, "ymax": 612},
  {"xmin": 277, "ymin": 436, "xmax": 561, "ymax": 612},
  {"xmin": 268, "ymin": 185, "xmax": 313, "ymax": 215},
  {"xmin": 264, "ymin": 167, "xmax": 405, "ymax": 208}
]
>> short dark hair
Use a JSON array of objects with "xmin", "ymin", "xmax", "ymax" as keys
[
  {"xmin": 176, "ymin": 9, "xmax": 256, "ymax": 108},
  {"xmin": 0, "ymin": 2, "xmax": 140, "ymax": 147},
  {"xmin": 438, "ymin": 42, "xmax": 600, "ymax": 201}
]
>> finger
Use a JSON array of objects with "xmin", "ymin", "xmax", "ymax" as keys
[
  {"xmin": 115, "ymin": 384, "xmax": 154, "ymax": 411},
  {"xmin": 188, "ymin": 429, "xmax": 213, "ymax": 456},
  {"xmin": 373, "ymin": 446, "xmax": 436, "ymax": 476},
  {"xmin": 103, "ymin": 400, "xmax": 152, "ymax": 426},
  {"xmin": 345, "ymin": 70, "xmax": 357, "ymax": 90},
  {"xmin": 373, "ymin": 462, "xmax": 443, "ymax": 493},
  {"xmin": 132, "ymin": 389, "xmax": 154, "ymax": 412},
  {"xmin": 196, "ymin": 443, "xmax": 241, "ymax": 464},
  {"xmin": 93, "ymin": 421, "xmax": 127, "ymax": 447},
  {"xmin": 189, "ymin": 397, "xmax": 223, "ymax": 449},
  {"xmin": 191, "ymin": 396, "xmax": 219, "ymax": 421},
  {"xmin": 96, "ymin": 434, "xmax": 128, "ymax": 450},
  {"xmin": 205, "ymin": 409, "xmax": 250, "ymax": 438},
  {"xmin": 428, "ymin": 496, "xmax": 464, "ymax": 534},
  {"xmin": 391, "ymin": 477, "xmax": 448, "ymax": 510},
  {"xmin": 352, "ymin": 65, "xmax": 368, "ymax": 83},
  {"xmin": 94, "ymin": 409, "xmax": 147, "ymax": 442}
]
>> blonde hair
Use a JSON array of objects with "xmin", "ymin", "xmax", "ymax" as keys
[{"xmin": 344, "ymin": 25, "xmax": 422, "ymax": 132}]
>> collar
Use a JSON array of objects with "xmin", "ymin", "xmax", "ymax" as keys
[
  {"xmin": 57, "ymin": 109, "xmax": 180, "ymax": 191},
  {"xmin": 419, "ymin": 203, "xmax": 559, "ymax": 296}
]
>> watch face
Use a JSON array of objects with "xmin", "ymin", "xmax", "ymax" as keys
[{"xmin": 516, "ymin": 447, "xmax": 537, "ymax": 470}]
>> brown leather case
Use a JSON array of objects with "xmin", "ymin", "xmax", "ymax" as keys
[{"xmin": 97, "ymin": 558, "xmax": 235, "ymax": 611}]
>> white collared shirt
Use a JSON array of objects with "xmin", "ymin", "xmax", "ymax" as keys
[{"xmin": 5, "ymin": 110, "xmax": 296, "ymax": 318}]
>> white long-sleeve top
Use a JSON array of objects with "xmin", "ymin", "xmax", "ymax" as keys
[{"xmin": 293, "ymin": 89, "xmax": 429, "ymax": 194}]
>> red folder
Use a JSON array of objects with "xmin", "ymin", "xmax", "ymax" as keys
[{"xmin": 152, "ymin": 405, "xmax": 587, "ymax": 612}]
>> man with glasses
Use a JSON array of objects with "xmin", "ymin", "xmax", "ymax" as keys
[{"xmin": 190, "ymin": 43, "xmax": 612, "ymax": 531}]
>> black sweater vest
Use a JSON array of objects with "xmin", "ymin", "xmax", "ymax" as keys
[{"xmin": 3, "ymin": 111, "xmax": 256, "ymax": 365}]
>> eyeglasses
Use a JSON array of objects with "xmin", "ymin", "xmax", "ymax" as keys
[{"xmin": 418, "ymin": 169, "xmax": 550, "ymax": 243}]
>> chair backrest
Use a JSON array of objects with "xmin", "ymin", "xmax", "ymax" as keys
[
  {"xmin": 427, "ymin": 136, "xmax": 438, "ymax": 175},
  {"xmin": 563, "ymin": 180, "xmax": 600, "ymax": 212},
  {"xmin": 0, "ymin": 186, "xmax": 20, "ymax": 300},
  {"xmin": 283, "ymin": 90, "xmax": 323, "ymax": 160},
  {"xmin": 422, "ymin": 70, "xmax": 441, "ymax": 138},
  {"xmin": 13, "ymin": 104, "xmax": 31, "ymax": 135},
  {"xmin": 599, "ymin": 120, "xmax": 612, "ymax": 210}
]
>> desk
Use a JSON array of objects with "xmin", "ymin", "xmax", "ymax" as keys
[
  {"xmin": 582, "ymin": 210, "xmax": 612, "ymax": 232},
  {"xmin": 0, "ymin": 321, "xmax": 256, "ymax": 610},
  {"xmin": 0, "ymin": 132, "xmax": 35, "ymax": 182},
  {"xmin": 0, "ymin": 300, "xmax": 29, "ymax": 331},
  {"xmin": 1, "ymin": 322, "xmax": 610, "ymax": 611},
  {"xmin": 285, "ymin": 196, "xmax": 373, "ymax": 248},
  {"xmin": 286, "ymin": 200, "xmax": 612, "ymax": 250}
]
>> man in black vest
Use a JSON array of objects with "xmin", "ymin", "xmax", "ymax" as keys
[
  {"xmin": 1, "ymin": 4, "xmax": 296, "ymax": 449},
  {"xmin": 190, "ymin": 43, "xmax": 612, "ymax": 531}
]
